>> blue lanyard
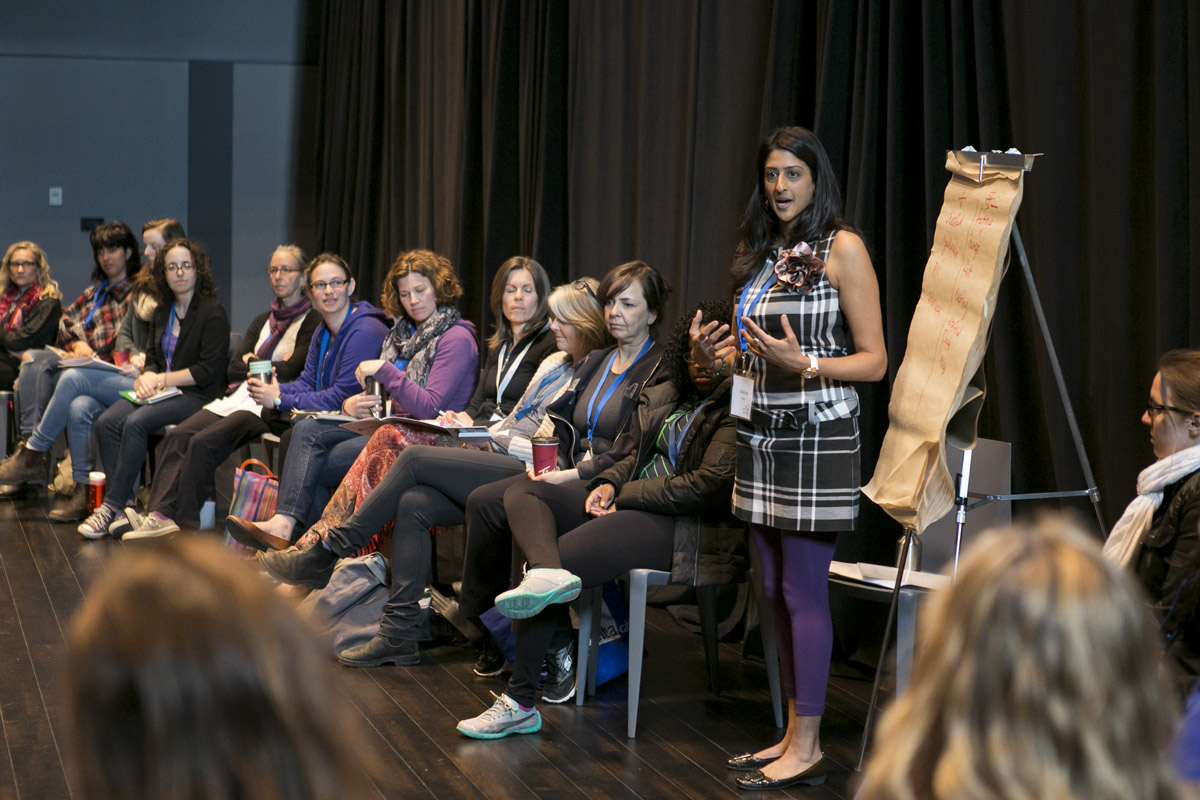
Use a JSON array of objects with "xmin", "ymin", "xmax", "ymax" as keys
[
  {"xmin": 736, "ymin": 270, "xmax": 776, "ymax": 351},
  {"xmin": 316, "ymin": 306, "xmax": 353, "ymax": 390},
  {"xmin": 164, "ymin": 303, "xmax": 178, "ymax": 370},
  {"xmin": 83, "ymin": 277, "xmax": 126, "ymax": 327},
  {"xmin": 513, "ymin": 363, "xmax": 569, "ymax": 421},
  {"xmin": 666, "ymin": 401, "xmax": 708, "ymax": 466},
  {"xmin": 585, "ymin": 339, "xmax": 652, "ymax": 446}
]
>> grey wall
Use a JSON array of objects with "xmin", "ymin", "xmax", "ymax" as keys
[{"xmin": 0, "ymin": 0, "xmax": 318, "ymax": 332}]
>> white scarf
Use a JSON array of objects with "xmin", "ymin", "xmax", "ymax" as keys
[{"xmin": 1103, "ymin": 445, "xmax": 1200, "ymax": 566}]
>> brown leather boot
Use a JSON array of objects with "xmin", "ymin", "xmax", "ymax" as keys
[
  {"xmin": 0, "ymin": 445, "xmax": 47, "ymax": 486},
  {"xmin": 48, "ymin": 483, "xmax": 89, "ymax": 522}
]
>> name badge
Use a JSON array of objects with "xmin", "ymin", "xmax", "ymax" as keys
[{"xmin": 730, "ymin": 370, "xmax": 753, "ymax": 420}]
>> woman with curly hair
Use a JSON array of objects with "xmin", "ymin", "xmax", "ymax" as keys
[
  {"xmin": 80, "ymin": 238, "xmax": 231, "ymax": 538},
  {"xmin": 0, "ymin": 240, "xmax": 63, "ymax": 389},
  {"xmin": 859, "ymin": 515, "xmax": 1183, "ymax": 800},
  {"xmin": 227, "ymin": 248, "xmax": 478, "ymax": 550}
]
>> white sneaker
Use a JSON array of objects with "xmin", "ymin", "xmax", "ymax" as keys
[
  {"xmin": 495, "ymin": 567, "xmax": 581, "ymax": 619},
  {"xmin": 456, "ymin": 692, "xmax": 541, "ymax": 739},
  {"xmin": 78, "ymin": 504, "xmax": 119, "ymax": 539},
  {"xmin": 106, "ymin": 507, "xmax": 136, "ymax": 539},
  {"xmin": 123, "ymin": 509, "xmax": 180, "ymax": 540}
]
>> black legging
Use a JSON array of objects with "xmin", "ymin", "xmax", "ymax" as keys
[
  {"xmin": 321, "ymin": 445, "xmax": 527, "ymax": 641},
  {"xmin": 466, "ymin": 477, "xmax": 675, "ymax": 706}
]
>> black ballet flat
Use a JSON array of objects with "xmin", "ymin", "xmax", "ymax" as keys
[
  {"xmin": 734, "ymin": 758, "xmax": 828, "ymax": 790},
  {"xmin": 726, "ymin": 752, "xmax": 780, "ymax": 771}
]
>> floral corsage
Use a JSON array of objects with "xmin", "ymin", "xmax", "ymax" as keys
[{"xmin": 773, "ymin": 242, "xmax": 825, "ymax": 295}]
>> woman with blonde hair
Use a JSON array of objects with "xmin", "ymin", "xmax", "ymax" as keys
[
  {"xmin": 66, "ymin": 537, "xmax": 376, "ymax": 800},
  {"xmin": 0, "ymin": 241, "xmax": 62, "ymax": 388},
  {"xmin": 859, "ymin": 515, "xmax": 1183, "ymax": 800}
]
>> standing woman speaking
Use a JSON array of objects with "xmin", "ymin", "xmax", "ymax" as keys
[{"xmin": 691, "ymin": 126, "xmax": 886, "ymax": 790}]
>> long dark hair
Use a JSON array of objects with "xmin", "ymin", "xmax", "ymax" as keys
[
  {"xmin": 486, "ymin": 256, "xmax": 552, "ymax": 353},
  {"xmin": 89, "ymin": 221, "xmax": 142, "ymax": 283},
  {"xmin": 731, "ymin": 126, "xmax": 848, "ymax": 289},
  {"xmin": 151, "ymin": 238, "xmax": 218, "ymax": 303}
]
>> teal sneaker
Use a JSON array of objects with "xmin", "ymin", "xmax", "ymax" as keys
[
  {"xmin": 494, "ymin": 567, "xmax": 581, "ymax": 619},
  {"xmin": 456, "ymin": 692, "xmax": 541, "ymax": 739}
]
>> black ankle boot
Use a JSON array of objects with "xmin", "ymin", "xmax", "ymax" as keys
[
  {"xmin": 257, "ymin": 544, "xmax": 337, "ymax": 589},
  {"xmin": 338, "ymin": 635, "xmax": 419, "ymax": 667}
]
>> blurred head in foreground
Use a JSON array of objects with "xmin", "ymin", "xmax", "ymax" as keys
[
  {"xmin": 860, "ymin": 514, "xmax": 1181, "ymax": 800},
  {"xmin": 66, "ymin": 538, "xmax": 376, "ymax": 800}
]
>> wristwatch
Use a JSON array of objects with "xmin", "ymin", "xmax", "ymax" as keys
[
  {"xmin": 273, "ymin": 396, "xmax": 282, "ymax": 409},
  {"xmin": 802, "ymin": 354, "xmax": 819, "ymax": 379}
]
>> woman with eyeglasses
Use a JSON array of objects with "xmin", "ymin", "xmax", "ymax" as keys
[
  {"xmin": 78, "ymin": 239, "xmax": 233, "ymax": 538},
  {"xmin": 119, "ymin": 246, "xmax": 325, "ymax": 537},
  {"xmin": 255, "ymin": 279, "xmax": 611, "ymax": 668},
  {"xmin": 13, "ymin": 221, "xmax": 141, "ymax": 446},
  {"xmin": 0, "ymin": 241, "xmax": 63, "ymax": 390},
  {"xmin": 0, "ymin": 223, "xmax": 150, "ymax": 512},
  {"xmin": 227, "ymin": 249, "xmax": 478, "ymax": 550},
  {"xmin": 1104, "ymin": 348, "xmax": 1200, "ymax": 697},
  {"xmin": 228, "ymin": 256, "xmax": 556, "ymax": 553}
]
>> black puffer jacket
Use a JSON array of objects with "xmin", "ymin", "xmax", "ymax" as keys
[{"xmin": 589, "ymin": 379, "xmax": 745, "ymax": 586}]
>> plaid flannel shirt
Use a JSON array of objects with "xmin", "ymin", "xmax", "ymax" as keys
[{"xmin": 57, "ymin": 279, "xmax": 134, "ymax": 360}]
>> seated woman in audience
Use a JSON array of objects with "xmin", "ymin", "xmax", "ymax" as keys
[
  {"xmin": 0, "ymin": 241, "xmax": 62, "ymax": 389},
  {"xmin": 860, "ymin": 516, "xmax": 1183, "ymax": 800},
  {"xmin": 16, "ymin": 221, "xmax": 141, "ymax": 440},
  {"xmin": 255, "ymin": 273, "xmax": 643, "ymax": 668},
  {"xmin": 1104, "ymin": 347, "xmax": 1200, "ymax": 697},
  {"xmin": 79, "ymin": 238, "xmax": 232, "ymax": 538},
  {"xmin": 456, "ymin": 301, "xmax": 739, "ymax": 737},
  {"xmin": 113, "ymin": 219, "xmax": 186, "ymax": 371},
  {"xmin": 0, "ymin": 220, "xmax": 179, "ymax": 519},
  {"xmin": 226, "ymin": 249, "xmax": 478, "ymax": 550},
  {"xmin": 229, "ymin": 255, "xmax": 554, "ymax": 553},
  {"xmin": 66, "ymin": 537, "xmax": 377, "ymax": 800},
  {"xmin": 122, "ymin": 245, "xmax": 321, "ymax": 536}
]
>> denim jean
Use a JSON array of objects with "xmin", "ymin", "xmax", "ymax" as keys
[
  {"xmin": 274, "ymin": 417, "xmax": 365, "ymax": 526},
  {"xmin": 28, "ymin": 367, "xmax": 134, "ymax": 483},
  {"xmin": 17, "ymin": 349, "xmax": 62, "ymax": 437}
]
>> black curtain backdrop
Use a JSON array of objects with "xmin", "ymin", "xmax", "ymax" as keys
[{"xmin": 311, "ymin": 0, "xmax": 1198, "ymax": 548}]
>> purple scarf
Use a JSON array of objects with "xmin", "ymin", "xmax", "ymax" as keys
[{"xmin": 256, "ymin": 296, "xmax": 311, "ymax": 360}]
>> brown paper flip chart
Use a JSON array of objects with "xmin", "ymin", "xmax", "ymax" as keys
[{"xmin": 863, "ymin": 151, "xmax": 1026, "ymax": 533}]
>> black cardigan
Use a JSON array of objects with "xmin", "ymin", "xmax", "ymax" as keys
[
  {"xmin": 227, "ymin": 307, "xmax": 320, "ymax": 385},
  {"xmin": 145, "ymin": 293, "xmax": 232, "ymax": 402},
  {"xmin": 465, "ymin": 324, "xmax": 556, "ymax": 422}
]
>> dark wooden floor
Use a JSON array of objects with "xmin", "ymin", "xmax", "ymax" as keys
[{"xmin": 0, "ymin": 491, "xmax": 888, "ymax": 799}]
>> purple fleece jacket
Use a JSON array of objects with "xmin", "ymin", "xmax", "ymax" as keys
[
  {"xmin": 278, "ymin": 302, "xmax": 390, "ymax": 411},
  {"xmin": 373, "ymin": 319, "xmax": 479, "ymax": 418}
]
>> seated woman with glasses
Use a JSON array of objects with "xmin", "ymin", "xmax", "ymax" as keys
[
  {"xmin": 256, "ymin": 263, "xmax": 668, "ymax": 670},
  {"xmin": 0, "ymin": 241, "xmax": 63, "ymax": 390},
  {"xmin": 228, "ymin": 256, "xmax": 556, "ymax": 554},
  {"xmin": 1104, "ymin": 348, "xmax": 1200, "ymax": 697},
  {"xmin": 120, "ymin": 246, "xmax": 325, "ymax": 537},
  {"xmin": 78, "ymin": 239, "xmax": 232, "ymax": 538},
  {"xmin": 14, "ymin": 221, "xmax": 141, "ymax": 444},
  {"xmin": 226, "ymin": 249, "xmax": 479, "ymax": 550}
]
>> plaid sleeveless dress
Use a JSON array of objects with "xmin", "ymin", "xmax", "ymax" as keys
[{"xmin": 732, "ymin": 230, "xmax": 861, "ymax": 532}]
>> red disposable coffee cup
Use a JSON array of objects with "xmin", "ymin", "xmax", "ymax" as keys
[
  {"xmin": 531, "ymin": 436, "xmax": 559, "ymax": 476},
  {"xmin": 112, "ymin": 351, "xmax": 129, "ymax": 367},
  {"xmin": 87, "ymin": 471, "xmax": 106, "ymax": 513}
]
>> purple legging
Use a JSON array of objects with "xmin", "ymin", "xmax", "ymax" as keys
[{"xmin": 751, "ymin": 523, "xmax": 838, "ymax": 717}]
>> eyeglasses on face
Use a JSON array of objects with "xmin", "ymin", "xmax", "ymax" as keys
[
  {"xmin": 8, "ymin": 260, "xmax": 36, "ymax": 270},
  {"xmin": 165, "ymin": 262, "xmax": 195, "ymax": 274},
  {"xmin": 309, "ymin": 278, "xmax": 349, "ymax": 292},
  {"xmin": 1146, "ymin": 402, "xmax": 1196, "ymax": 418},
  {"xmin": 267, "ymin": 266, "xmax": 301, "ymax": 276}
]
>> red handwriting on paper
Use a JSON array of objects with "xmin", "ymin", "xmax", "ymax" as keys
[
  {"xmin": 941, "ymin": 236, "xmax": 960, "ymax": 258},
  {"xmin": 946, "ymin": 210, "xmax": 964, "ymax": 227}
]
